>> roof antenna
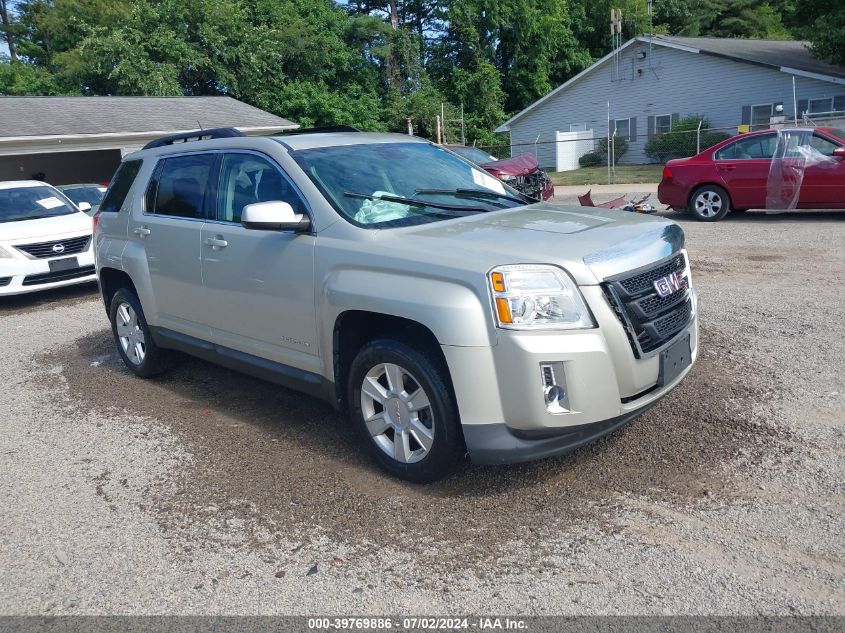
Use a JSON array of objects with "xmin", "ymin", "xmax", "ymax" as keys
[{"xmin": 197, "ymin": 120, "xmax": 204, "ymax": 130}]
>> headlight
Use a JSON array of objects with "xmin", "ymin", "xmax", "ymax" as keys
[
  {"xmin": 488, "ymin": 265, "xmax": 595, "ymax": 330},
  {"xmin": 0, "ymin": 245, "xmax": 13, "ymax": 259}
]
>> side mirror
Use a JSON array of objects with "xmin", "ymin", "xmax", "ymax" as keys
[
  {"xmin": 833, "ymin": 147, "xmax": 845, "ymax": 159},
  {"xmin": 78, "ymin": 201, "xmax": 92, "ymax": 212},
  {"xmin": 241, "ymin": 201, "xmax": 311, "ymax": 232}
]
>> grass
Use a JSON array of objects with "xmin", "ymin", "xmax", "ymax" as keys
[{"xmin": 550, "ymin": 164, "xmax": 663, "ymax": 186}]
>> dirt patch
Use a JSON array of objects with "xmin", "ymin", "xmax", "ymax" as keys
[{"xmin": 39, "ymin": 324, "xmax": 792, "ymax": 573}]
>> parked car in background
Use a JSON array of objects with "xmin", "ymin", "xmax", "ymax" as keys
[
  {"xmin": 445, "ymin": 144, "xmax": 554, "ymax": 201},
  {"xmin": 95, "ymin": 128, "xmax": 697, "ymax": 482},
  {"xmin": 59, "ymin": 183, "xmax": 108, "ymax": 216},
  {"xmin": 658, "ymin": 127, "xmax": 845, "ymax": 221},
  {"xmin": 0, "ymin": 180, "xmax": 96, "ymax": 295}
]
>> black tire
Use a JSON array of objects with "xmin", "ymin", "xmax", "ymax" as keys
[
  {"xmin": 109, "ymin": 287, "xmax": 174, "ymax": 378},
  {"xmin": 688, "ymin": 184, "xmax": 731, "ymax": 221},
  {"xmin": 347, "ymin": 338, "xmax": 464, "ymax": 483}
]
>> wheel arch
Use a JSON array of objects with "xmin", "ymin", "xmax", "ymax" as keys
[
  {"xmin": 98, "ymin": 267, "xmax": 137, "ymax": 314},
  {"xmin": 687, "ymin": 181, "xmax": 732, "ymax": 209},
  {"xmin": 332, "ymin": 311, "xmax": 453, "ymax": 412}
]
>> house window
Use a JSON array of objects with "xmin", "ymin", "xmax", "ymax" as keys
[
  {"xmin": 655, "ymin": 114, "xmax": 672, "ymax": 135},
  {"xmin": 614, "ymin": 118, "xmax": 630, "ymax": 140},
  {"xmin": 809, "ymin": 98, "xmax": 833, "ymax": 115},
  {"xmin": 751, "ymin": 104, "xmax": 773, "ymax": 130}
]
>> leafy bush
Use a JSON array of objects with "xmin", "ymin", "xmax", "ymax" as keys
[
  {"xmin": 578, "ymin": 136, "xmax": 629, "ymax": 167},
  {"xmin": 644, "ymin": 115, "xmax": 731, "ymax": 162},
  {"xmin": 578, "ymin": 151, "xmax": 603, "ymax": 167}
]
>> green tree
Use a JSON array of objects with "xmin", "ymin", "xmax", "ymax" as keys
[
  {"xmin": 788, "ymin": 0, "xmax": 845, "ymax": 66},
  {"xmin": 0, "ymin": 54, "xmax": 65, "ymax": 93}
]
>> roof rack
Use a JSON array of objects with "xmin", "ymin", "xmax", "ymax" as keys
[
  {"xmin": 142, "ymin": 127, "xmax": 245, "ymax": 150},
  {"xmin": 277, "ymin": 125, "xmax": 361, "ymax": 135}
]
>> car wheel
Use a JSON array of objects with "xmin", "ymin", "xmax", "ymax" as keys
[
  {"xmin": 689, "ymin": 185, "xmax": 731, "ymax": 221},
  {"xmin": 348, "ymin": 338, "xmax": 464, "ymax": 483},
  {"xmin": 109, "ymin": 288, "xmax": 173, "ymax": 378}
]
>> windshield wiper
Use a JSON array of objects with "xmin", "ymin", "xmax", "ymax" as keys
[
  {"xmin": 415, "ymin": 188, "xmax": 529, "ymax": 205},
  {"xmin": 343, "ymin": 191, "xmax": 490, "ymax": 214}
]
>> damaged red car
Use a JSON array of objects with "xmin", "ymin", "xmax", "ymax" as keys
[{"xmin": 444, "ymin": 145, "xmax": 554, "ymax": 201}]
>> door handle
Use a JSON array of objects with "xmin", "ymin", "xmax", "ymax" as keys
[
  {"xmin": 717, "ymin": 164, "xmax": 736, "ymax": 171},
  {"xmin": 133, "ymin": 226, "xmax": 151, "ymax": 237},
  {"xmin": 204, "ymin": 236, "xmax": 228, "ymax": 250}
]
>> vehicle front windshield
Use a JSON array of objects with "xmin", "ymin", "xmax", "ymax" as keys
[
  {"xmin": 0, "ymin": 186, "xmax": 77, "ymax": 223},
  {"xmin": 61, "ymin": 185, "xmax": 107, "ymax": 206},
  {"xmin": 448, "ymin": 146, "xmax": 498, "ymax": 165},
  {"xmin": 292, "ymin": 142, "xmax": 526, "ymax": 228}
]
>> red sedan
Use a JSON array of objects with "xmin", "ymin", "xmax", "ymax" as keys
[{"xmin": 658, "ymin": 127, "xmax": 845, "ymax": 221}]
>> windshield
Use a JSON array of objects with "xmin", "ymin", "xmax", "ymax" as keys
[
  {"xmin": 0, "ymin": 186, "xmax": 78, "ymax": 223},
  {"xmin": 292, "ymin": 142, "xmax": 524, "ymax": 227},
  {"xmin": 60, "ymin": 185, "xmax": 107, "ymax": 206},
  {"xmin": 448, "ymin": 146, "xmax": 498, "ymax": 165}
]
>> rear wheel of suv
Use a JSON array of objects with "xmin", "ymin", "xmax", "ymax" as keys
[
  {"xmin": 348, "ymin": 338, "xmax": 464, "ymax": 483},
  {"xmin": 688, "ymin": 184, "xmax": 731, "ymax": 221},
  {"xmin": 109, "ymin": 288, "xmax": 173, "ymax": 378}
]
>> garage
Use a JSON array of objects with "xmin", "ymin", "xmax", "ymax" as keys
[{"xmin": 0, "ymin": 96, "xmax": 298, "ymax": 186}]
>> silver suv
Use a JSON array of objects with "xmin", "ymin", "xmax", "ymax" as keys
[{"xmin": 94, "ymin": 127, "xmax": 698, "ymax": 482}]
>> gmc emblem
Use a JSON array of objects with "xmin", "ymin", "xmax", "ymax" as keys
[{"xmin": 653, "ymin": 271, "xmax": 686, "ymax": 298}]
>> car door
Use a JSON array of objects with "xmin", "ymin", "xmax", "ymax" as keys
[
  {"xmin": 714, "ymin": 132, "xmax": 777, "ymax": 209},
  {"xmin": 127, "ymin": 152, "xmax": 218, "ymax": 340},
  {"xmin": 798, "ymin": 132, "xmax": 845, "ymax": 208},
  {"xmin": 200, "ymin": 151, "xmax": 319, "ymax": 374}
]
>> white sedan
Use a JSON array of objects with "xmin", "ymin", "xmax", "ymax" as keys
[{"xmin": 0, "ymin": 180, "xmax": 96, "ymax": 296}]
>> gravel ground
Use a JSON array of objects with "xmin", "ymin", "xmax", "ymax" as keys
[{"xmin": 0, "ymin": 208, "xmax": 843, "ymax": 616}]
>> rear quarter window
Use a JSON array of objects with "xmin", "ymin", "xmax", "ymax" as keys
[{"xmin": 99, "ymin": 159, "xmax": 142, "ymax": 213}]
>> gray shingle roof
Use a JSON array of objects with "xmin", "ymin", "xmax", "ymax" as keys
[
  {"xmin": 654, "ymin": 36, "xmax": 845, "ymax": 80},
  {"xmin": 0, "ymin": 96, "xmax": 298, "ymax": 138}
]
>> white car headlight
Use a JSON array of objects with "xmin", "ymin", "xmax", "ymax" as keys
[
  {"xmin": 0, "ymin": 245, "xmax": 13, "ymax": 259},
  {"xmin": 489, "ymin": 264, "xmax": 595, "ymax": 330}
]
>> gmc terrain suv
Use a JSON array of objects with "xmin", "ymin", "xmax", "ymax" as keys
[{"xmin": 94, "ymin": 127, "xmax": 698, "ymax": 482}]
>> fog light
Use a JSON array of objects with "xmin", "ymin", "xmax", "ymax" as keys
[{"xmin": 540, "ymin": 362, "xmax": 569, "ymax": 413}]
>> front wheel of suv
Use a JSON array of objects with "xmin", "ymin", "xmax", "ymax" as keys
[
  {"xmin": 109, "ymin": 288, "xmax": 174, "ymax": 378},
  {"xmin": 348, "ymin": 338, "xmax": 464, "ymax": 483}
]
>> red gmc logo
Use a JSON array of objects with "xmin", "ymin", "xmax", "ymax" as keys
[{"xmin": 653, "ymin": 271, "xmax": 687, "ymax": 298}]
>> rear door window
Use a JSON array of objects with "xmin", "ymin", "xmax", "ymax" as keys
[
  {"xmin": 715, "ymin": 134, "xmax": 777, "ymax": 160},
  {"xmin": 99, "ymin": 159, "xmax": 142, "ymax": 213},
  {"xmin": 147, "ymin": 154, "xmax": 217, "ymax": 219}
]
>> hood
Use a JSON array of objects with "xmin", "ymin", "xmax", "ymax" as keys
[
  {"xmin": 481, "ymin": 153, "xmax": 539, "ymax": 177},
  {"xmin": 381, "ymin": 203, "xmax": 684, "ymax": 285},
  {"xmin": 0, "ymin": 211, "xmax": 91, "ymax": 242}
]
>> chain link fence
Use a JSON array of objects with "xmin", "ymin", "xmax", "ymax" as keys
[{"xmin": 477, "ymin": 114, "xmax": 845, "ymax": 184}]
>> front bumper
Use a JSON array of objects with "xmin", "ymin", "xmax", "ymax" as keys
[
  {"xmin": 443, "ymin": 287, "xmax": 698, "ymax": 464},
  {"xmin": 464, "ymin": 403, "xmax": 655, "ymax": 465},
  {"xmin": 0, "ymin": 240, "xmax": 96, "ymax": 296}
]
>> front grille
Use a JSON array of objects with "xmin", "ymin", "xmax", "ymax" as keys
[
  {"xmin": 617, "ymin": 254, "xmax": 685, "ymax": 296},
  {"xmin": 22, "ymin": 265, "xmax": 95, "ymax": 286},
  {"xmin": 603, "ymin": 254, "xmax": 693, "ymax": 357},
  {"xmin": 0, "ymin": 277, "xmax": 11, "ymax": 287},
  {"xmin": 15, "ymin": 235, "xmax": 91, "ymax": 259}
]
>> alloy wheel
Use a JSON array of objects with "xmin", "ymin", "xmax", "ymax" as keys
[
  {"xmin": 694, "ymin": 190, "xmax": 723, "ymax": 218},
  {"xmin": 360, "ymin": 362, "xmax": 435, "ymax": 464},
  {"xmin": 115, "ymin": 302, "xmax": 146, "ymax": 366}
]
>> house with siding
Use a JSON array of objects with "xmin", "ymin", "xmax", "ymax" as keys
[{"xmin": 495, "ymin": 36, "xmax": 845, "ymax": 170}]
